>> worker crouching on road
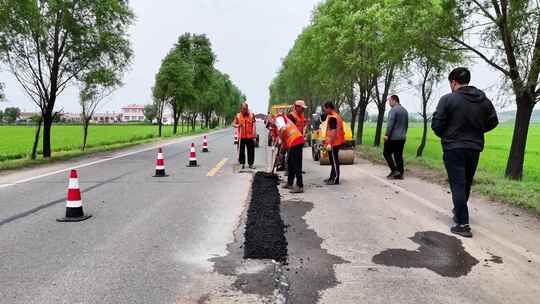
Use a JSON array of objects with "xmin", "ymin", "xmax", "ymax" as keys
[
  {"xmin": 273, "ymin": 113, "xmax": 305, "ymax": 193},
  {"xmin": 323, "ymin": 102, "xmax": 345, "ymax": 185},
  {"xmin": 233, "ymin": 102, "xmax": 257, "ymax": 169}
]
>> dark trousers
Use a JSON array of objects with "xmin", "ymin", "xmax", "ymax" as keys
[
  {"xmin": 329, "ymin": 145, "xmax": 341, "ymax": 183},
  {"xmin": 287, "ymin": 144, "xmax": 303, "ymax": 187},
  {"xmin": 239, "ymin": 138, "xmax": 255, "ymax": 165},
  {"xmin": 383, "ymin": 140, "xmax": 406, "ymax": 175},
  {"xmin": 443, "ymin": 149, "xmax": 480, "ymax": 225}
]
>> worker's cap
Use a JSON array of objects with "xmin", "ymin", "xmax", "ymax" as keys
[{"xmin": 294, "ymin": 100, "xmax": 307, "ymax": 109}]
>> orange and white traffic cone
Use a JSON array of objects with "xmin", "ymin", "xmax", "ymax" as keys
[
  {"xmin": 202, "ymin": 136, "xmax": 209, "ymax": 153},
  {"xmin": 188, "ymin": 143, "xmax": 198, "ymax": 167},
  {"xmin": 153, "ymin": 147, "xmax": 168, "ymax": 177},
  {"xmin": 57, "ymin": 170, "xmax": 92, "ymax": 222}
]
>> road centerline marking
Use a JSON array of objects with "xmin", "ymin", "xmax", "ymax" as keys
[{"xmin": 207, "ymin": 158, "xmax": 228, "ymax": 177}]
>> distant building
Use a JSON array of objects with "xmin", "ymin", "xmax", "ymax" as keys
[
  {"xmin": 61, "ymin": 113, "xmax": 83, "ymax": 124},
  {"xmin": 121, "ymin": 104, "xmax": 145, "ymax": 122},
  {"xmin": 90, "ymin": 112, "xmax": 122, "ymax": 124}
]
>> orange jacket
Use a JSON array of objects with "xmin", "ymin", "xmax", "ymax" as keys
[
  {"xmin": 236, "ymin": 112, "xmax": 256, "ymax": 139},
  {"xmin": 326, "ymin": 112, "xmax": 345, "ymax": 147},
  {"xmin": 288, "ymin": 111, "xmax": 306, "ymax": 135},
  {"xmin": 278, "ymin": 114, "xmax": 304, "ymax": 149}
]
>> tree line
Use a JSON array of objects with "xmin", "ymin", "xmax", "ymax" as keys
[
  {"xmin": 151, "ymin": 33, "xmax": 243, "ymax": 137},
  {"xmin": 269, "ymin": 0, "xmax": 539, "ymax": 180},
  {"xmin": 0, "ymin": 1, "xmax": 242, "ymax": 159}
]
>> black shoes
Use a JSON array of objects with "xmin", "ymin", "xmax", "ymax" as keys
[
  {"xmin": 451, "ymin": 224, "xmax": 473, "ymax": 238},
  {"xmin": 387, "ymin": 171, "xmax": 404, "ymax": 180},
  {"xmin": 324, "ymin": 178, "xmax": 339, "ymax": 185}
]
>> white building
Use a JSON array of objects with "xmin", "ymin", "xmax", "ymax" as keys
[{"xmin": 121, "ymin": 104, "xmax": 145, "ymax": 122}]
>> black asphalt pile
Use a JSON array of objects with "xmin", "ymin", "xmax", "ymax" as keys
[{"xmin": 243, "ymin": 172, "xmax": 288, "ymax": 262}]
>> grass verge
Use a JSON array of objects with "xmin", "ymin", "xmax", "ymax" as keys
[
  {"xmin": 357, "ymin": 145, "xmax": 540, "ymax": 213},
  {"xmin": 0, "ymin": 127, "xmax": 214, "ymax": 172}
]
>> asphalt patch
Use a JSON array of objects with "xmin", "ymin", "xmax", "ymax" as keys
[
  {"xmin": 372, "ymin": 231, "xmax": 479, "ymax": 277},
  {"xmin": 243, "ymin": 172, "xmax": 287, "ymax": 262},
  {"xmin": 282, "ymin": 200, "xmax": 349, "ymax": 304}
]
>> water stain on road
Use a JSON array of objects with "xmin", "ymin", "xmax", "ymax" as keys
[
  {"xmin": 282, "ymin": 200, "xmax": 349, "ymax": 304},
  {"xmin": 372, "ymin": 231, "xmax": 479, "ymax": 277}
]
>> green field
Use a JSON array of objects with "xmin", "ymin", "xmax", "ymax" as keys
[
  {"xmin": 0, "ymin": 124, "xmax": 203, "ymax": 163},
  {"xmin": 359, "ymin": 123, "xmax": 540, "ymax": 211}
]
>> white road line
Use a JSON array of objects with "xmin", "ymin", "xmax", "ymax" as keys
[
  {"xmin": 0, "ymin": 130, "xmax": 228, "ymax": 189},
  {"xmin": 357, "ymin": 167, "xmax": 540, "ymax": 262}
]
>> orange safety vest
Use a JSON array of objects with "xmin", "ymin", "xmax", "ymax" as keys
[
  {"xmin": 288, "ymin": 111, "xmax": 306, "ymax": 135},
  {"xmin": 326, "ymin": 112, "xmax": 345, "ymax": 147},
  {"xmin": 279, "ymin": 114, "xmax": 304, "ymax": 149},
  {"xmin": 236, "ymin": 112, "xmax": 255, "ymax": 139}
]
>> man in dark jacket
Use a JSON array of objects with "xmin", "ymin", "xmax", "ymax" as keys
[
  {"xmin": 432, "ymin": 67, "xmax": 499, "ymax": 238},
  {"xmin": 384, "ymin": 95, "xmax": 408, "ymax": 180}
]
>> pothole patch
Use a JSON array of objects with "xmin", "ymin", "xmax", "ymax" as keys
[{"xmin": 372, "ymin": 231, "xmax": 479, "ymax": 277}]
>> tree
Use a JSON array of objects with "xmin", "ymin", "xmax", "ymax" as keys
[
  {"xmin": 0, "ymin": 0, "xmax": 134, "ymax": 158},
  {"xmin": 0, "ymin": 82, "xmax": 5, "ymax": 101},
  {"xmin": 79, "ymin": 68, "xmax": 123, "ymax": 151},
  {"xmin": 0, "ymin": 109, "xmax": 4, "ymax": 122},
  {"xmin": 143, "ymin": 104, "xmax": 157, "ymax": 123},
  {"xmin": 442, "ymin": 0, "xmax": 540, "ymax": 180},
  {"xmin": 3, "ymin": 107, "xmax": 20, "ymax": 123}
]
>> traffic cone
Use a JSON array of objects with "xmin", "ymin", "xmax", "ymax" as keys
[
  {"xmin": 202, "ymin": 136, "xmax": 209, "ymax": 152},
  {"xmin": 57, "ymin": 170, "xmax": 92, "ymax": 222},
  {"xmin": 153, "ymin": 147, "xmax": 168, "ymax": 177},
  {"xmin": 234, "ymin": 130, "xmax": 239, "ymax": 145},
  {"xmin": 188, "ymin": 143, "xmax": 198, "ymax": 167}
]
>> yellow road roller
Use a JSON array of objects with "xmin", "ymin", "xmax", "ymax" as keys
[{"xmin": 311, "ymin": 114, "xmax": 355, "ymax": 165}]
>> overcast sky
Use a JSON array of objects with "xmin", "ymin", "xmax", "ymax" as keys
[{"xmin": 1, "ymin": 0, "xmax": 526, "ymax": 116}]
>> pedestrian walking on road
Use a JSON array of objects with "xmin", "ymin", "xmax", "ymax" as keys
[
  {"xmin": 233, "ymin": 102, "xmax": 257, "ymax": 169},
  {"xmin": 432, "ymin": 67, "xmax": 499, "ymax": 238},
  {"xmin": 273, "ymin": 113, "xmax": 305, "ymax": 193},
  {"xmin": 383, "ymin": 95, "xmax": 408, "ymax": 180},
  {"xmin": 323, "ymin": 102, "xmax": 345, "ymax": 185}
]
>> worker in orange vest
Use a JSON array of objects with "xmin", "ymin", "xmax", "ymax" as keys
[
  {"xmin": 273, "ymin": 113, "xmax": 305, "ymax": 193},
  {"xmin": 287, "ymin": 100, "xmax": 308, "ymax": 135},
  {"xmin": 233, "ymin": 102, "xmax": 257, "ymax": 169},
  {"xmin": 323, "ymin": 102, "xmax": 345, "ymax": 185}
]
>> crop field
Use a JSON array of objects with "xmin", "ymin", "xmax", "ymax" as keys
[
  {"xmin": 360, "ymin": 123, "xmax": 540, "ymax": 210},
  {"xmin": 0, "ymin": 124, "xmax": 201, "ymax": 162}
]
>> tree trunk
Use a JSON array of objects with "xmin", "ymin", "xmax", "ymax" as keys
[
  {"xmin": 417, "ymin": 116, "xmax": 428, "ymax": 157},
  {"xmin": 42, "ymin": 112, "xmax": 53, "ymax": 158},
  {"xmin": 173, "ymin": 116, "xmax": 179, "ymax": 134},
  {"xmin": 349, "ymin": 107, "xmax": 358, "ymax": 137},
  {"xmin": 374, "ymin": 104, "xmax": 386, "ymax": 147},
  {"xmin": 30, "ymin": 117, "xmax": 42, "ymax": 160},
  {"xmin": 505, "ymin": 97, "xmax": 535, "ymax": 180},
  {"xmin": 356, "ymin": 105, "xmax": 368, "ymax": 145},
  {"xmin": 82, "ymin": 121, "xmax": 89, "ymax": 151},
  {"xmin": 158, "ymin": 120, "xmax": 162, "ymax": 137}
]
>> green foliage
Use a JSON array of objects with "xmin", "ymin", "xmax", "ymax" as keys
[
  {"xmin": 3, "ymin": 107, "xmax": 20, "ymax": 123},
  {"xmin": 153, "ymin": 33, "xmax": 243, "ymax": 131},
  {"xmin": 143, "ymin": 104, "xmax": 157, "ymax": 122},
  {"xmin": 0, "ymin": 0, "xmax": 134, "ymax": 156}
]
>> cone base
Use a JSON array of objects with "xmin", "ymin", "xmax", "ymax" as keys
[
  {"xmin": 153, "ymin": 169, "xmax": 168, "ymax": 177},
  {"xmin": 57, "ymin": 214, "xmax": 92, "ymax": 222},
  {"xmin": 187, "ymin": 161, "xmax": 198, "ymax": 167},
  {"xmin": 202, "ymin": 148, "xmax": 209, "ymax": 153}
]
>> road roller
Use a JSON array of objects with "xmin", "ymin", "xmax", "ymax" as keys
[{"xmin": 310, "ymin": 113, "xmax": 355, "ymax": 165}]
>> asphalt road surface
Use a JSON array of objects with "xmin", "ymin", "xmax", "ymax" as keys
[{"xmin": 1, "ymin": 126, "xmax": 539, "ymax": 304}]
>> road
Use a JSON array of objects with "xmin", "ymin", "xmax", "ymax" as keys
[{"xmin": 1, "ymin": 126, "xmax": 540, "ymax": 303}]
